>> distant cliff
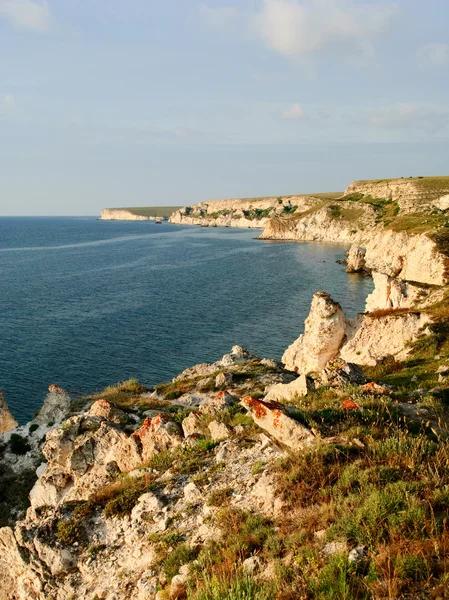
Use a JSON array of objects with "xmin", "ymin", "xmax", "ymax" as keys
[
  {"xmin": 100, "ymin": 209, "xmax": 152, "ymax": 221},
  {"xmin": 100, "ymin": 207, "xmax": 181, "ymax": 221}
]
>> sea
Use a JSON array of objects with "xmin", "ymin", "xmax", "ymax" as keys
[{"xmin": 0, "ymin": 217, "xmax": 373, "ymax": 424}]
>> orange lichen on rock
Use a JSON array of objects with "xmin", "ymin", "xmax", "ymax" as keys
[
  {"xmin": 48, "ymin": 384, "xmax": 65, "ymax": 393},
  {"xmin": 242, "ymin": 396, "xmax": 287, "ymax": 421},
  {"xmin": 132, "ymin": 414, "xmax": 166, "ymax": 440},
  {"xmin": 341, "ymin": 399, "xmax": 361, "ymax": 411}
]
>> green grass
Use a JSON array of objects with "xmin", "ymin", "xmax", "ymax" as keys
[{"xmin": 188, "ymin": 572, "xmax": 275, "ymax": 600}]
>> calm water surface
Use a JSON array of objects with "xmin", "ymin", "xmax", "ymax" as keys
[{"xmin": 0, "ymin": 217, "xmax": 373, "ymax": 423}]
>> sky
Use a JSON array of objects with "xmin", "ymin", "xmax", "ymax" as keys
[{"xmin": 0, "ymin": 0, "xmax": 448, "ymax": 216}]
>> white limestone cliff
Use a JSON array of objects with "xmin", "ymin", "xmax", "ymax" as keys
[{"xmin": 100, "ymin": 209, "xmax": 152, "ymax": 221}]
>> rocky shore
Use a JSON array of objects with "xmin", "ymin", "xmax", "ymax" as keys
[
  {"xmin": 3, "ymin": 177, "xmax": 449, "ymax": 599},
  {"xmin": 1, "ymin": 261, "xmax": 449, "ymax": 598}
]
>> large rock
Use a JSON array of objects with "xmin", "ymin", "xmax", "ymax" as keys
[
  {"xmin": 181, "ymin": 412, "xmax": 203, "ymax": 437},
  {"xmin": 31, "ymin": 415, "xmax": 130, "ymax": 507},
  {"xmin": 128, "ymin": 414, "xmax": 183, "ymax": 465},
  {"xmin": 219, "ymin": 345, "xmax": 253, "ymax": 367},
  {"xmin": 88, "ymin": 399, "xmax": 128, "ymax": 425},
  {"xmin": 241, "ymin": 396, "xmax": 314, "ymax": 450},
  {"xmin": 316, "ymin": 358, "xmax": 366, "ymax": 388},
  {"xmin": 282, "ymin": 292, "xmax": 346, "ymax": 374},
  {"xmin": 201, "ymin": 391, "xmax": 237, "ymax": 414},
  {"xmin": 34, "ymin": 385, "xmax": 71, "ymax": 426},
  {"xmin": 131, "ymin": 492, "xmax": 164, "ymax": 523},
  {"xmin": 0, "ymin": 390, "xmax": 18, "ymax": 435},
  {"xmin": 346, "ymin": 246, "xmax": 367, "ymax": 273},
  {"xmin": 264, "ymin": 374, "xmax": 312, "ymax": 402},
  {"xmin": 208, "ymin": 420, "xmax": 231, "ymax": 441}
]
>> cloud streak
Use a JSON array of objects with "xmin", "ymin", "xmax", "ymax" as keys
[{"xmin": 0, "ymin": 0, "xmax": 52, "ymax": 32}]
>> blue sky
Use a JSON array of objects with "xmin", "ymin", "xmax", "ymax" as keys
[{"xmin": 0, "ymin": 0, "xmax": 448, "ymax": 215}]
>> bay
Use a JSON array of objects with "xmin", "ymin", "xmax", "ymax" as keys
[{"xmin": 0, "ymin": 217, "xmax": 373, "ymax": 423}]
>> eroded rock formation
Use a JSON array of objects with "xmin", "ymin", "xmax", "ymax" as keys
[{"xmin": 282, "ymin": 292, "xmax": 346, "ymax": 374}]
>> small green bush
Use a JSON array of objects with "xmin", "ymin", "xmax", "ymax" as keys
[
  {"xmin": 163, "ymin": 543, "xmax": 199, "ymax": 579},
  {"xmin": 8, "ymin": 434, "xmax": 31, "ymax": 455},
  {"xmin": 206, "ymin": 487, "xmax": 233, "ymax": 507},
  {"xmin": 188, "ymin": 572, "xmax": 274, "ymax": 600},
  {"xmin": 55, "ymin": 518, "xmax": 85, "ymax": 545}
]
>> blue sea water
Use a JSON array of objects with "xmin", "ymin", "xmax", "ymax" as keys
[{"xmin": 0, "ymin": 217, "xmax": 373, "ymax": 424}]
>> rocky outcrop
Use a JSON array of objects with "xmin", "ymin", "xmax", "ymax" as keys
[
  {"xmin": 30, "ymin": 411, "xmax": 183, "ymax": 509},
  {"xmin": 282, "ymin": 285, "xmax": 433, "ymax": 372},
  {"xmin": 346, "ymin": 246, "xmax": 367, "ymax": 273},
  {"xmin": 0, "ymin": 391, "xmax": 17, "ymax": 435},
  {"xmin": 282, "ymin": 292, "xmax": 346, "ymax": 374},
  {"xmin": 34, "ymin": 385, "xmax": 72, "ymax": 426}
]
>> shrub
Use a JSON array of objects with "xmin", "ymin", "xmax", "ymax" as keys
[
  {"xmin": 8, "ymin": 433, "xmax": 31, "ymax": 455},
  {"xmin": 163, "ymin": 543, "xmax": 199, "ymax": 579},
  {"xmin": 206, "ymin": 487, "xmax": 233, "ymax": 507},
  {"xmin": 55, "ymin": 518, "xmax": 85, "ymax": 545}
]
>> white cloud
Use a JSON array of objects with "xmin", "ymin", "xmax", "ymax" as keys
[
  {"xmin": 364, "ymin": 103, "xmax": 449, "ymax": 135},
  {"xmin": 0, "ymin": 0, "xmax": 52, "ymax": 32},
  {"xmin": 252, "ymin": 0, "xmax": 397, "ymax": 59},
  {"xmin": 197, "ymin": 4, "xmax": 238, "ymax": 30},
  {"xmin": 417, "ymin": 43, "xmax": 449, "ymax": 68},
  {"xmin": 282, "ymin": 103, "xmax": 304, "ymax": 119},
  {"xmin": 3, "ymin": 93, "xmax": 15, "ymax": 107}
]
